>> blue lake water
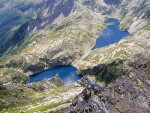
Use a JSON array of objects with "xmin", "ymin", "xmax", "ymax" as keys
[
  {"xmin": 28, "ymin": 65, "xmax": 82, "ymax": 85},
  {"xmin": 28, "ymin": 18, "xmax": 129, "ymax": 84},
  {"xmin": 92, "ymin": 18, "xmax": 129, "ymax": 50}
]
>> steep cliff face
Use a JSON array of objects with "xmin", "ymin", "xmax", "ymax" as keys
[
  {"xmin": 0, "ymin": 0, "xmax": 43, "ymax": 55},
  {"xmin": 117, "ymin": 0, "xmax": 150, "ymax": 32}
]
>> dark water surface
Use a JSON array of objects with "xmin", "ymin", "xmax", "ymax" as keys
[
  {"xmin": 28, "ymin": 65, "xmax": 82, "ymax": 85},
  {"xmin": 92, "ymin": 18, "xmax": 129, "ymax": 50}
]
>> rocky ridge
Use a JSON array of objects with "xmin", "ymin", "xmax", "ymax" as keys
[{"xmin": 63, "ymin": 61, "xmax": 150, "ymax": 113}]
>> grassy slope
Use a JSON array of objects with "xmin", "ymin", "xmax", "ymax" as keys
[{"xmin": 1, "ymin": 84, "xmax": 84, "ymax": 113}]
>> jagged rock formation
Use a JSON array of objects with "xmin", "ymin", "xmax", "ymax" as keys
[{"xmin": 63, "ymin": 61, "xmax": 150, "ymax": 113}]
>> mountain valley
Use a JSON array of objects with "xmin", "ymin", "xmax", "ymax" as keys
[{"xmin": 0, "ymin": 0, "xmax": 150, "ymax": 113}]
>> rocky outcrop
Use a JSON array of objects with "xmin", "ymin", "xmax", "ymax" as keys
[
  {"xmin": 118, "ymin": 0, "xmax": 150, "ymax": 33},
  {"xmin": 63, "ymin": 61, "xmax": 150, "ymax": 113},
  {"xmin": 142, "ymin": 10, "xmax": 150, "ymax": 19},
  {"xmin": 63, "ymin": 86, "xmax": 108, "ymax": 113},
  {"xmin": 26, "ymin": 75, "xmax": 64, "ymax": 91}
]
